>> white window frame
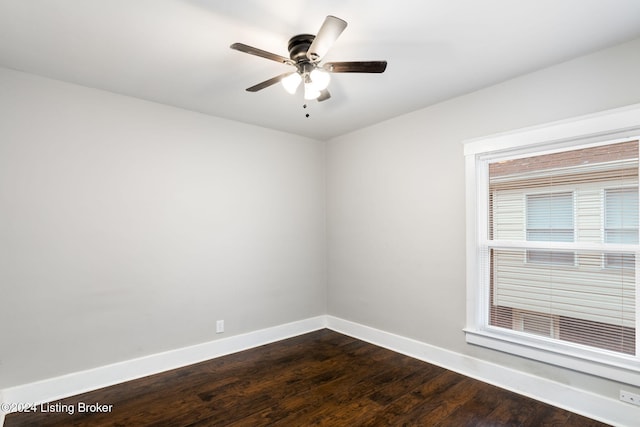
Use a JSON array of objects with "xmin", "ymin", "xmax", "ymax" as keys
[{"xmin": 463, "ymin": 103, "xmax": 640, "ymax": 386}]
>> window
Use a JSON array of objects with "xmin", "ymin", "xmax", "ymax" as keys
[
  {"xmin": 604, "ymin": 187, "xmax": 638, "ymax": 268},
  {"xmin": 464, "ymin": 103, "xmax": 640, "ymax": 385},
  {"xmin": 488, "ymin": 142, "xmax": 636, "ymax": 353},
  {"xmin": 525, "ymin": 192, "xmax": 575, "ymax": 265}
]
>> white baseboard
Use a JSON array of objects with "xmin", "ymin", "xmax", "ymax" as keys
[
  {"xmin": 2, "ymin": 315, "xmax": 635, "ymax": 427},
  {"xmin": 0, "ymin": 316, "xmax": 326, "ymax": 416},
  {"xmin": 325, "ymin": 316, "xmax": 635, "ymax": 427}
]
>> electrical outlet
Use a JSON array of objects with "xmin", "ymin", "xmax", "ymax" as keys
[
  {"xmin": 216, "ymin": 320, "xmax": 224, "ymax": 334},
  {"xmin": 620, "ymin": 390, "xmax": 640, "ymax": 406}
]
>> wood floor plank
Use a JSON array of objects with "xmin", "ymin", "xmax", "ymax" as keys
[
  {"xmin": 360, "ymin": 369, "xmax": 468, "ymax": 425},
  {"xmin": 4, "ymin": 329, "xmax": 611, "ymax": 426},
  {"xmin": 433, "ymin": 382, "xmax": 511, "ymax": 427},
  {"xmin": 484, "ymin": 391, "xmax": 540, "ymax": 426}
]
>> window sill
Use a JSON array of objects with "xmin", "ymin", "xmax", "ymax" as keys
[{"xmin": 464, "ymin": 327, "xmax": 640, "ymax": 387}]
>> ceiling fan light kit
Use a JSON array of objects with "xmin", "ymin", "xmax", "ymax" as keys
[
  {"xmin": 309, "ymin": 69, "xmax": 330, "ymax": 90},
  {"xmin": 231, "ymin": 15, "xmax": 387, "ymax": 103},
  {"xmin": 304, "ymin": 84, "xmax": 320, "ymax": 100},
  {"xmin": 281, "ymin": 72, "xmax": 302, "ymax": 94}
]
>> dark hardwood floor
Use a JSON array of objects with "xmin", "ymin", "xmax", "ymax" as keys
[{"xmin": 5, "ymin": 329, "xmax": 610, "ymax": 426}]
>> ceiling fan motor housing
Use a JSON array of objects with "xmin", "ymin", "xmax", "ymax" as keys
[{"xmin": 288, "ymin": 34, "xmax": 315, "ymax": 62}]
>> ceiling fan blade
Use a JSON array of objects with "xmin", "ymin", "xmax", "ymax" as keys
[
  {"xmin": 231, "ymin": 43, "xmax": 293, "ymax": 65},
  {"xmin": 307, "ymin": 15, "xmax": 347, "ymax": 62},
  {"xmin": 246, "ymin": 72, "xmax": 295, "ymax": 92},
  {"xmin": 317, "ymin": 89, "xmax": 331, "ymax": 102},
  {"xmin": 324, "ymin": 61, "xmax": 387, "ymax": 73}
]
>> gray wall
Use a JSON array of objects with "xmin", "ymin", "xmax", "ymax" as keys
[
  {"xmin": 3, "ymin": 35, "xmax": 640, "ymax": 404},
  {"xmin": 327, "ymin": 37, "xmax": 640, "ymax": 400},
  {"xmin": 0, "ymin": 68, "xmax": 326, "ymax": 388}
]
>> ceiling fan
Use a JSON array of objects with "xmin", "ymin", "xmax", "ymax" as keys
[{"xmin": 230, "ymin": 15, "xmax": 387, "ymax": 102}]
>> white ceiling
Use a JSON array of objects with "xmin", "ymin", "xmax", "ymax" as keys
[{"xmin": 1, "ymin": 0, "xmax": 640, "ymax": 141}]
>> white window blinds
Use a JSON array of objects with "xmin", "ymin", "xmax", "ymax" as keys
[{"xmin": 487, "ymin": 140, "xmax": 638, "ymax": 355}]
